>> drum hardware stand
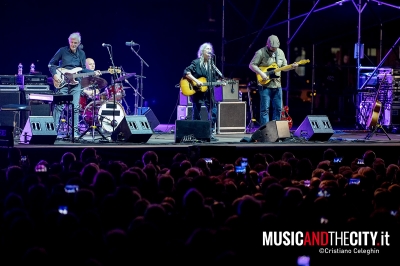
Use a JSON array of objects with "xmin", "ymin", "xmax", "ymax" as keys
[
  {"xmin": 78, "ymin": 83, "xmax": 108, "ymax": 142},
  {"xmin": 245, "ymin": 82, "xmax": 259, "ymax": 133},
  {"xmin": 127, "ymin": 43, "xmax": 149, "ymax": 114}
]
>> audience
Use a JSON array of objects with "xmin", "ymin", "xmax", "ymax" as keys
[{"xmin": 0, "ymin": 146, "xmax": 398, "ymax": 265}]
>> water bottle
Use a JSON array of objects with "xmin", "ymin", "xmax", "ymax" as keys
[
  {"xmin": 18, "ymin": 63, "xmax": 23, "ymax": 75},
  {"xmin": 30, "ymin": 63, "xmax": 35, "ymax": 74}
]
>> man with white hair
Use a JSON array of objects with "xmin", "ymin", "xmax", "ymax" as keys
[
  {"xmin": 48, "ymin": 32, "xmax": 101, "ymax": 139},
  {"xmin": 249, "ymin": 35, "xmax": 298, "ymax": 125}
]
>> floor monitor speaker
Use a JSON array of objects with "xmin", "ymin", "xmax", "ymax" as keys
[
  {"xmin": 175, "ymin": 120, "xmax": 210, "ymax": 143},
  {"xmin": 20, "ymin": 116, "xmax": 57, "ymax": 144},
  {"xmin": 137, "ymin": 107, "xmax": 160, "ymax": 130},
  {"xmin": 251, "ymin": 120, "xmax": 290, "ymax": 142},
  {"xmin": 293, "ymin": 115, "xmax": 334, "ymax": 141},
  {"xmin": 111, "ymin": 115, "xmax": 153, "ymax": 143}
]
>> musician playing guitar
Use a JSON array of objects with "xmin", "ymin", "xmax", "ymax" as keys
[
  {"xmin": 249, "ymin": 35, "xmax": 298, "ymax": 126},
  {"xmin": 48, "ymin": 32, "xmax": 102, "ymax": 138},
  {"xmin": 183, "ymin": 42, "xmax": 225, "ymax": 141}
]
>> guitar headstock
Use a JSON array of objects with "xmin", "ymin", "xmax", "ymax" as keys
[
  {"xmin": 108, "ymin": 67, "xmax": 122, "ymax": 74},
  {"xmin": 296, "ymin": 59, "xmax": 310, "ymax": 65}
]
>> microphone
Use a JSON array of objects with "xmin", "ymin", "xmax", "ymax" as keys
[
  {"xmin": 208, "ymin": 52, "xmax": 215, "ymax": 56},
  {"xmin": 102, "ymin": 43, "xmax": 111, "ymax": 47},
  {"xmin": 125, "ymin": 41, "xmax": 139, "ymax": 46}
]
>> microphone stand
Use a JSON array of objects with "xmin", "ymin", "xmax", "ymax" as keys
[
  {"xmin": 207, "ymin": 55, "xmax": 215, "ymax": 134},
  {"xmin": 124, "ymin": 77, "xmax": 145, "ymax": 115},
  {"xmin": 129, "ymin": 45, "xmax": 149, "ymax": 115},
  {"xmin": 106, "ymin": 46, "xmax": 119, "ymax": 138}
]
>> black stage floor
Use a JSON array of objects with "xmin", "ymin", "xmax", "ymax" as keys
[{"xmin": 4, "ymin": 124, "xmax": 400, "ymax": 168}]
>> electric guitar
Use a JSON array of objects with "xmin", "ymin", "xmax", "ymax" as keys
[
  {"xmin": 256, "ymin": 59, "xmax": 310, "ymax": 86},
  {"xmin": 180, "ymin": 76, "xmax": 236, "ymax": 96},
  {"xmin": 366, "ymin": 74, "xmax": 387, "ymax": 128},
  {"xmin": 280, "ymin": 105, "xmax": 293, "ymax": 129},
  {"xmin": 53, "ymin": 67, "xmax": 121, "ymax": 89}
]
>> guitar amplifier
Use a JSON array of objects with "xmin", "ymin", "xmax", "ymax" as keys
[
  {"xmin": 217, "ymin": 102, "xmax": 246, "ymax": 134},
  {"xmin": 0, "ymin": 75, "xmax": 16, "ymax": 85},
  {"xmin": 24, "ymin": 85, "xmax": 50, "ymax": 91},
  {"xmin": 22, "ymin": 75, "xmax": 48, "ymax": 85},
  {"xmin": 0, "ymin": 85, "xmax": 19, "ymax": 91},
  {"xmin": 214, "ymin": 80, "xmax": 240, "ymax": 102},
  {"xmin": 17, "ymin": 75, "xmax": 47, "ymax": 85}
]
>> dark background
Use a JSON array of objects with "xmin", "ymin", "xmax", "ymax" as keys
[{"xmin": 1, "ymin": 0, "xmax": 399, "ymax": 126}]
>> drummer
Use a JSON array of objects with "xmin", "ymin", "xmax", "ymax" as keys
[{"xmin": 83, "ymin": 58, "xmax": 101, "ymax": 97}]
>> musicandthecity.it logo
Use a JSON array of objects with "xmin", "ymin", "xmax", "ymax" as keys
[{"xmin": 263, "ymin": 231, "xmax": 390, "ymax": 247}]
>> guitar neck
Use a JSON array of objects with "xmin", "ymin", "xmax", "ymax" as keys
[
  {"xmin": 72, "ymin": 70, "xmax": 108, "ymax": 79},
  {"xmin": 204, "ymin": 82, "xmax": 223, "ymax": 86},
  {"xmin": 269, "ymin": 65, "xmax": 293, "ymax": 73}
]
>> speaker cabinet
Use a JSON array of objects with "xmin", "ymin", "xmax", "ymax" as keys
[
  {"xmin": 111, "ymin": 115, "xmax": 153, "ymax": 143},
  {"xmin": 20, "ymin": 116, "xmax": 57, "ymax": 144},
  {"xmin": 175, "ymin": 120, "xmax": 210, "ymax": 143},
  {"xmin": 251, "ymin": 120, "xmax": 290, "ymax": 142},
  {"xmin": 179, "ymin": 92, "xmax": 192, "ymax": 106},
  {"xmin": 0, "ymin": 91, "xmax": 20, "ymax": 127},
  {"xmin": 177, "ymin": 105, "xmax": 209, "ymax": 121},
  {"xmin": 294, "ymin": 115, "xmax": 334, "ymax": 141},
  {"xmin": 137, "ymin": 107, "xmax": 160, "ymax": 130},
  {"xmin": 0, "ymin": 126, "xmax": 14, "ymax": 147},
  {"xmin": 217, "ymin": 102, "xmax": 246, "ymax": 134}
]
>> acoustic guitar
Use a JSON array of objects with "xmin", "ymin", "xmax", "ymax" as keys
[
  {"xmin": 53, "ymin": 67, "xmax": 121, "ymax": 89},
  {"xmin": 256, "ymin": 59, "xmax": 310, "ymax": 86},
  {"xmin": 366, "ymin": 74, "xmax": 387, "ymax": 128},
  {"xmin": 180, "ymin": 76, "xmax": 236, "ymax": 96},
  {"xmin": 281, "ymin": 105, "xmax": 293, "ymax": 129}
]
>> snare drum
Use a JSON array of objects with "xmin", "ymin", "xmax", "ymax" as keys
[
  {"xmin": 106, "ymin": 83, "xmax": 125, "ymax": 101},
  {"xmin": 99, "ymin": 92, "xmax": 108, "ymax": 101}
]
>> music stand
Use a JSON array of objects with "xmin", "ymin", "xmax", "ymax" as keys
[{"xmin": 78, "ymin": 83, "xmax": 108, "ymax": 141}]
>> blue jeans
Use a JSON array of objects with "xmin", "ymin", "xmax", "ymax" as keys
[
  {"xmin": 53, "ymin": 83, "xmax": 81, "ymax": 134},
  {"xmin": 259, "ymin": 86, "xmax": 282, "ymax": 125}
]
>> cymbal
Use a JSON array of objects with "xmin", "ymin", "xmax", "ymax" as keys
[
  {"xmin": 114, "ymin": 73, "xmax": 136, "ymax": 82},
  {"xmin": 81, "ymin": 76, "xmax": 108, "ymax": 88}
]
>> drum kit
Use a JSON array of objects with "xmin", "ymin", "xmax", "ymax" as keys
[{"xmin": 78, "ymin": 73, "xmax": 135, "ymax": 137}]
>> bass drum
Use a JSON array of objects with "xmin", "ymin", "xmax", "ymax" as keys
[
  {"xmin": 82, "ymin": 100, "xmax": 103, "ymax": 126},
  {"xmin": 83, "ymin": 101, "xmax": 126, "ymax": 132}
]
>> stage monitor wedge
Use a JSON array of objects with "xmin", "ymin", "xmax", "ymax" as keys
[
  {"xmin": 294, "ymin": 115, "xmax": 334, "ymax": 141},
  {"xmin": 111, "ymin": 115, "xmax": 153, "ymax": 143},
  {"xmin": 251, "ymin": 120, "xmax": 290, "ymax": 142},
  {"xmin": 20, "ymin": 116, "xmax": 57, "ymax": 145},
  {"xmin": 175, "ymin": 120, "xmax": 210, "ymax": 143}
]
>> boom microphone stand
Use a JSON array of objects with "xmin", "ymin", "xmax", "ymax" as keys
[
  {"xmin": 105, "ymin": 45, "xmax": 119, "ymax": 136},
  {"xmin": 127, "ymin": 42, "xmax": 149, "ymax": 114}
]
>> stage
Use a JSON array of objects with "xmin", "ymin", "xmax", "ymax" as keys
[{"xmin": 3, "ymin": 123, "xmax": 400, "ymax": 170}]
